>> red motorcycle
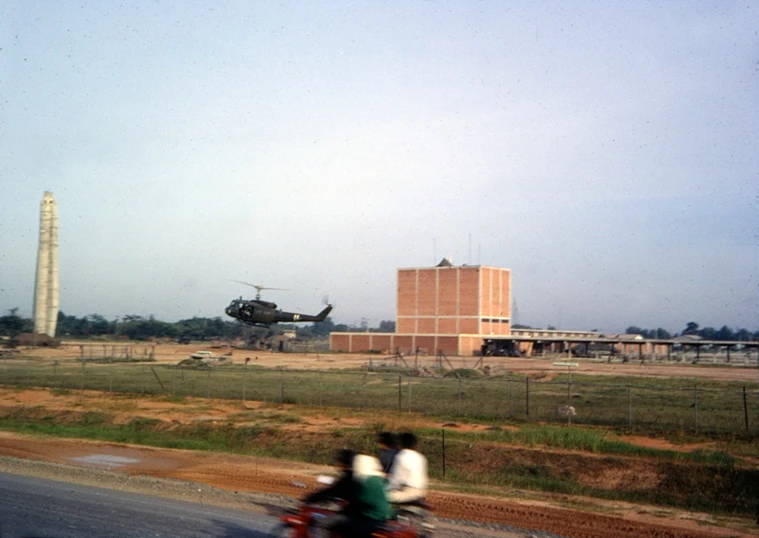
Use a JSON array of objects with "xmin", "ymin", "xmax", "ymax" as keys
[{"xmin": 271, "ymin": 500, "xmax": 434, "ymax": 538}]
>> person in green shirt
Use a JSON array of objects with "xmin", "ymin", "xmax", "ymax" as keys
[
  {"xmin": 303, "ymin": 450, "xmax": 390, "ymax": 537},
  {"xmin": 354, "ymin": 454, "xmax": 392, "ymax": 522},
  {"xmin": 331, "ymin": 453, "xmax": 391, "ymax": 537}
]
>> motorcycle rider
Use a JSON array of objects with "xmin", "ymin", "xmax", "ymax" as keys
[
  {"xmin": 303, "ymin": 449, "xmax": 390, "ymax": 537},
  {"xmin": 377, "ymin": 431, "xmax": 399, "ymax": 474},
  {"xmin": 386, "ymin": 432, "xmax": 428, "ymax": 504},
  {"xmin": 303, "ymin": 448, "xmax": 358, "ymax": 506}
]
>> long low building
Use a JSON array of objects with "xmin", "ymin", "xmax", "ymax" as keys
[
  {"xmin": 330, "ymin": 329, "xmax": 759, "ymax": 359},
  {"xmin": 331, "ymin": 331, "xmax": 488, "ymax": 357}
]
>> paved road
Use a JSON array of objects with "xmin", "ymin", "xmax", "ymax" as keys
[{"xmin": 0, "ymin": 472, "xmax": 276, "ymax": 538}]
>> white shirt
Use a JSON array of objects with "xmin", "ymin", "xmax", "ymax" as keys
[{"xmin": 387, "ymin": 448, "xmax": 428, "ymax": 492}]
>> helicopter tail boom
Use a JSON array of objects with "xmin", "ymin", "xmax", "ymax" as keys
[
  {"xmin": 314, "ymin": 304, "xmax": 332, "ymax": 321},
  {"xmin": 274, "ymin": 304, "xmax": 332, "ymax": 324}
]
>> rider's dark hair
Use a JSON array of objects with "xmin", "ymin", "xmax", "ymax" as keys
[
  {"xmin": 335, "ymin": 448, "xmax": 356, "ymax": 467},
  {"xmin": 377, "ymin": 431, "xmax": 396, "ymax": 448},
  {"xmin": 398, "ymin": 432, "xmax": 418, "ymax": 450}
]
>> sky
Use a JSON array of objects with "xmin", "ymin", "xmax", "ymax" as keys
[{"xmin": 1, "ymin": 1, "xmax": 757, "ymax": 334}]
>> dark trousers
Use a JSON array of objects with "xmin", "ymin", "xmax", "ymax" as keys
[{"xmin": 329, "ymin": 514, "xmax": 381, "ymax": 538}]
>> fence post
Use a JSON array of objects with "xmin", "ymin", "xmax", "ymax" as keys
[
  {"xmin": 362, "ymin": 372, "xmax": 367, "ymax": 409},
  {"xmin": 280, "ymin": 369, "xmax": 285, "ymax": 406},
  {"xmin": 242, "ymin": 363, "xmax": 247, "ymax": 404},
  {"xmin": 525, "ymin": 377, "xmax": 530, "ymax": 418},
  {"xmin": 108, "ymin": 357, "xmax": 113, "ymax": 394},
  {"xmin": 398, "ymin": 375, "xmax": 402, "ymax": 414},
  {"xmin": 319, "ymin": 371, "xmax": 323, "ymax": 408},
  {"xmin": 407, "ymin": 378, "xmax": 412, "ymax": 413},
  {"xmin": 441, "ymin": 429, "xmax": 446, "ymax": 479},
  {"xmin": 627, "ymin": 385, "xmax": 632, "ymax": 427},
  {"xmin": 742, "ymin": 386, "xmax": 749, "ymax": 433},
  {"xmin": 457, "ymin": 377, "xmax": 462, "ymax": 415},
  {"xmin": 508, "ymin": 374, "xmax": 513, "ymax": 417},
  {"xmin": 694, "ymin": 385, "xmax": 699, "ymax": 433},
  {"xmin": 80, "ymin": 358, "xmax": 86, "ymax": 392}
]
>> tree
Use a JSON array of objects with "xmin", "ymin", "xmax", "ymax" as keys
[
  {"xmin": 88, "ymin": 314, "xmax": 112, "ymax": 336},
  {"xmin": 0, "ymin": 308, "xmax": 31, "ymax": 336},
  {"xmin": 715, "ymin": 325, "xmax": 735, "ymax": 341},
  {"xmin": 57, "ymin": 312, "xmax": 89, "ymax": 337},
  {"xmin": 683, "ymin": 322, "xmax": 700, "ymax": 335},
  {"xmin": 698, "ymin": 326, "xmax": 717, "ymax": 340},
  {"xmin": 378, "ymin": 320, "xmax": 396, "ymax": 332},
  {"xmin": 653, "ymin": 328, "xmax": 671, "ymax": 339},
  {"xmin": 735, "ymin": 328, "xmax": 751, "ymax": 341},
  {"xmin": 311, "ymin": 317, "xmax": 335, "ymax": 337}
]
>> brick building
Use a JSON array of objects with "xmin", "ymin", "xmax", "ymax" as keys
[{"xmin": 330, "ymin": 262, "xmax": 511, "ymax": 356}]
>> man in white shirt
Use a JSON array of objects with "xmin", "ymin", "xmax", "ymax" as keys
[{"xmin": 386, "ymin": 432, "xmax": 428, "ymax": 503}]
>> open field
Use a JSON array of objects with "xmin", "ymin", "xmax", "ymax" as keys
[
  {"xmin": 2, "ymin": 342, "xmax": 759, "ymax": 436},
  {"xmin": 0, "ymin": 388, "xmax": 757, "ymax": 538},
  {"xmin": 5, "ymin": 341, "xmax": 759, "ymax": 376},
  {"xmin": 1, "ymin": 341, "xmax": 758, "ymax": 537}
]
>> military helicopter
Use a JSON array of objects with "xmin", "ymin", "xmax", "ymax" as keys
[{"xmin": 225, "ymin": 281, "xmax": 332, "ymax": 328}]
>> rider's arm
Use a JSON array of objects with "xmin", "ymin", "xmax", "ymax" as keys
[{"xmin": 303, "ymin": 473, "xmax": 352, "ymax": 504}]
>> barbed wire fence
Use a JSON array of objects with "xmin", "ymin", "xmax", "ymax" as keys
[{"xmin": 1, "ymin": 356, "xmax": 758, "ymax": 437}]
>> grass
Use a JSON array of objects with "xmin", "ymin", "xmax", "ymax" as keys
[
  {"xmin": 262, "ymin": 412, "xmax": 303, "ymax": 424},
  {"xmin": 1, "ymin": 361, "xmax": 758, "ymax": 438},
  {"xmin": 0, "ymin": 412, "xmax": 279, "ymax": 453},
  {"xmin": 416, "ymin": 424, "xmax": 739, "ymax": 464},
  {"xmin": 1, "ymin": 404, "xmax": 756, "ymax": 517}
]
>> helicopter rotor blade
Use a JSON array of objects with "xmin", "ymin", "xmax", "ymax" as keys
[
  {"xmin": 230, "ymin": 280, "xmax": 289, "ymax": 298},
  {"xmin": 231, "ymin": 281, "xmax": 288, "ymax": 291}
]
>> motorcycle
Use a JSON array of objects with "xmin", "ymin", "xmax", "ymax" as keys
[{"xmin": 271, "ymin": 498, "xmax": 435, "ymax": 538}]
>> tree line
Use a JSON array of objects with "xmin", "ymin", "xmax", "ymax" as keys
[
  {"xmin": 624, "ymin": 321, "xmax": 758, "ymax": 341},
  {"xmin": 0, "ymin": 308, "xmax": 754, "ymax": 342},
  {"xmin": 0, "ymin": 308, "xmax": 396, "ymax": 342}
]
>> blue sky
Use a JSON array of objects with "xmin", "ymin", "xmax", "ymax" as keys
[{"xmin": 1, "ymin": 1, "xmax": 757, "ymax": 333}]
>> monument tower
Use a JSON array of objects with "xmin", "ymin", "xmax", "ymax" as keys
[{"xmin": 33, "ymin": 191, "xmax": 59, "ymax": 337}]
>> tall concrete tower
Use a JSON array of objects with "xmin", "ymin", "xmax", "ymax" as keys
[{"xmin": 33, "ymin": 191, "xmax": 59, "ymax": 337}]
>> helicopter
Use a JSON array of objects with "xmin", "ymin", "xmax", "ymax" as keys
[{"xmin": 225, "ymin": 282, "xmax": 332, "ymax": 328}]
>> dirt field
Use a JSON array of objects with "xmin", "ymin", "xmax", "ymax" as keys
[
  {"xmin": 13, "ymin": 341, "xmax": 759, "ymax": 383},
  {"xmin": 1, "ymin": 342, "xmax": 758, "ymax": 537},
  {"xmin": 0, "ymin": 387, "xmax": 757, "ymax": 538}
]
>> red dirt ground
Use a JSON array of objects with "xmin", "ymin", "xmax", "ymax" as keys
[
  {"xmin": 0, "ymin": 430, "xmax": 753, "ymax": 538},
  {"xmin": 2, "ymin": 344, "xmax": 758, "ymax": 537},
  {"xmin": 0, "ymin": 387, "xmax": 756, "ymax": 538}
]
